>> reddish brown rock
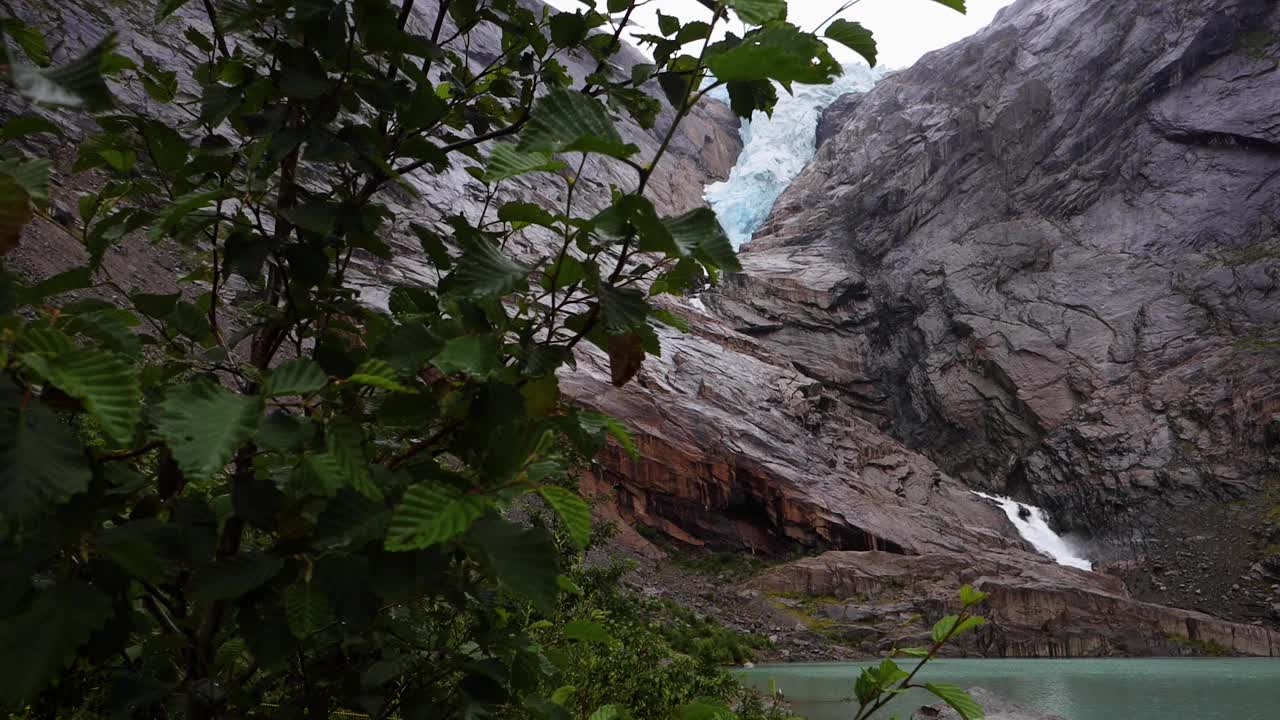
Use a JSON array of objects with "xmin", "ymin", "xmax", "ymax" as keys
[{"xmin": 754, "ymin": 551, "xmax": 1280, "ymax": 658}]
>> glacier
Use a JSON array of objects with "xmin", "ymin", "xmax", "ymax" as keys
[{"xmin": 706, "ymin": 63, "xmax": 885, "ymax": 249}]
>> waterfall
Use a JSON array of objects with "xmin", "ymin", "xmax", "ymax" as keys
[
  {"xmin": 705, "ymin": 63, "xmax": 885, "ymax": 248},
  {"xmin": 973, "ymin": 491, "xmax": 1093, "ymax": 571}
]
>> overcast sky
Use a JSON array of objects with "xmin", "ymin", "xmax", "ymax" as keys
[{"xmin": 546, "ymin": 0, "xmax": 1015, "ymax": 69}]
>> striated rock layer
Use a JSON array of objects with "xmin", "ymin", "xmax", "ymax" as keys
[
  {"xmin": 708, "ymin": 0, "xmax": 1280, "ymax": 619},
  {"xmin": 755, "ymin": 551, "xmax": 1280, "ymax": 657}
]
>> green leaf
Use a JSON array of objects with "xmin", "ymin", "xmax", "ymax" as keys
[
  {"xmin": 431, "ymin": 334, "xmax": 503, "ymax": 378},
  {"xmin": 931, "ymin": 0, "xmax": 967, "ymax": 12},
  {"xmin": 141, "ymin": 121, "xmax": 189, "ymax": 174},
  {"xmin": 154, "ymin": 382, "xmax": 263, "ymax": 481},
  {"xmin": 562, "ymin": 619, "xmax": 613, "ymax": 644},
  {"xmin": 0, "ymin": 582, "xmax": 112, "ymax": 705},
  {"xmin": 0, "ymin": 115, "xmax": 63, "ymax": 141},
  {"xmin": 445, "ymin": 237, "xmax": 531, "ymax": 298},
  {"xmin": 0, "ymin": 176, "xmax": 33, "ymax": 256},
  {"xmin": 597, "ymin": 283, "xmax": 649, "ymax": 333},
  {"xmin": 708, "ymin": 26, "xmax": 841, "ymax": 85},
  {"xmin": 385, "ymin": 483, "xmax": 487, "ymax": 551},
  {"xmin": 188, "ymin": 553, "xmax": 284, "ymax": 603},
  {"xmin": 589, "ymin": 707, "xmax": 622, "ymax": 720},
  {"xmin": 1, "ymin": 18, "xmax": 50, "ymax": 66},
  {"xmin": 268, "ymin": 359, "xmax": 329, "ymax": 396},
  {"xmin": 0, "ymin": 384, "xmax": 91, "ymax": 520},
  {"xmin": 9, "ymin": 33, "xmax": 117, "ymax": 110},
  {"xmin": 18, "ymin": 267, "xmax": 92, "ymax": 303},
  {"xmin": 726, "ymin": 0, "xmax": 786, "ymax": 25},
  {"xmin": 325, "ymin": 420, "xmax": 381, "ymax": 500},
  {"xmin": 156, "ymin": 0, "xmax": 194, "ymax": 20},
  {"xmin": 825, "ymin": 19, "xmax": 877, "ymax": 68},
  {"xmin": 149, "ymin": 189, "xmax": 230, "ymax": 240},
  {"xmin": 284, "ymin": 582, "xmax": 332, "ymax": 639},
  {"xmin": 665, "ymin": 207, "xmax": 741, "ymax": 272},
  {"xmin": 924, "ymin": 683, "xmax": 984, "ymax": 720},
  {"xmin": 960, "ymin": 583, "xmax": 989, "ymax": 607},
  {"xmin": 470, "ymin": 515, "xmax": 559, "ymax": 613},
  {"xmin": 540, "ymin": 485, "xmax": 591, "ymax": 549},
  {"xmin": 22, "ymin": 350, "xmax": 141, "ymax": 444},
  {"xmin": 482, "ymin": 143, "xmax": 566, "ymax": 182},
  {"xmin": 579, "ymin": 411, "xmax": 638, "ymax": 459},
  {"xmin": 657, "ymin": 13, "xmax": 680, "ymax": 36},
  {"xmin": 677, "ymin": 699, "xmax": 736, "ymax": 720},
  {"xmin": 518, "ymin": 90, "xmax": 639, "ymax": 159},
  {"xmin": 96, "ymin": 520, "xmax": 178, "ymax": 584},
  {"xmin": 348, "ymin": 359, "xmax": 415, "ymax": 393},
  {"xmin": 894, "ymin": 646, "xmax": 930, "ymax": 657},
  {"xmin": 931, "ymin": 614, "xmax": 984, "ymax": 642}
]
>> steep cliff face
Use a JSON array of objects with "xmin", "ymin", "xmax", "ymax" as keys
[{"xmin": 710, "ymin": 0, "xmax": 1280, "ymax": 617}]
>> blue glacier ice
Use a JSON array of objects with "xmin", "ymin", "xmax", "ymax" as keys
[{"xmin": 706, "ymin": 64, "xmax": 885, "ymax": 248}]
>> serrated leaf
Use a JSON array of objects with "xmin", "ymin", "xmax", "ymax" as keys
[
  {"xmin": 284, "ymin": 582, "xmax": 332, "ymax": 639},
  {"xmin": 154, "ymin": 382, "xmax": 262, "ymax": 481},
  {"xmin": 678, "ymin": 699, "xmax": 736, "ymax": 720},
  {"xmin": 0, "ymin": 115, "xmax": 62, "ymax": 141},
  {"xmin": 932, "ymin": 614, "xmax": 987, "ymax": 642},
  {"xmin": 894, "ymin": 646, "xmax": 929, "ymax": 657},
  {"xmin": 665, "ymin": 207, "xmax": 741, "ymax": 273},
  {"xmin": 540, "ymin": 485, "xmax": 591, "ymax": 549},
  {"xmin": 482, "ymin": 142, "xmax": 566, "ymax": 183},
  {"xmin": 385, "ymin": 483, "xmax": 487, "ymax": 551},
  {"xmin": 589, "ymin": 706, "xmax": 622, "ymax": 720},
  {"xmin": 0, "ymin": 582, "xmax": 112, "ymax": 705},
  {"xmin": 445, "ymin": 237, "xmax": 531, "ymax": 298},
  {"xmin": 578, "ymin": 411, "xmax": 638, "ymax": 459},
  {"xmin": 0, "ymin": 176, "xmax": 33, "ymax": 256},
  {"xmin": 598, "ymin": 284, "xmax": 649, "ymax": 333},
  {"xmin": 325, "ymin": 420, "xmax": 381, "ymax": 500},
  {"xmin": 22, "ymin": 350, "xmax": 140, "ymax": 444},
  {"xmin": 563, "ymin": 619, "xmax": 613, "ymax": 644},
  {"xmin": 959, "ymin": 583, "xmax": 989, "ymax": 607},
  {"xmin": 9, "ymin": 33, "xmax": 117, "ymax": 110},
  {"xmin": 0, "ymin": 383, "xmax": 91, "ymax": 520},
  {"xmin": 606, "ymin": 331, "xmax": 645, "ymax": 388},
  {"xmin": 708, "ymin": 26, "xmax": 841, "ymax": 85},
  {"xmin": 268, "ymin": 359, "xmax": 329, "ymax": 396},
  {"xmin": 156, "ymin": 0, "xmax": 194, "ymax": 20},
  {"xmin": 726, "ymin": 0, "xmax": 785, "ymax": 25},
  {"xmin": 518, "ymin": 90, "xmax": 638, "ymax": 159},
  {"xmin": 431, "ymin": 334, "xmax": 503, "ymax": 378},
  {"xmin": 470, "ymin": 515, "xmax": 559, "ymax": 613},
  {"xmin": 924, "ymin": 683, "xmax": 984, "ymax": 720},
  {"xmin": 348, "ymin": 359, "xmax": 414, "ymax": 393},
  {"xmin": 825, "ymin": 19, "xmax": 877, "ymax": 68},
  {"xmin": 187, "ymin": 553, "xmax": 284, "ymax": 603},
  {"xmin": 1, "ymin": 18, "xmax": 50, "ymax": 66}
]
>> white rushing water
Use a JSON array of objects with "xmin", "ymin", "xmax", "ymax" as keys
[
  {"xmin": 705, "ymin": 63, "xmax": 885, "ymax": 248},
  {"xmin": 972, "ymin": 491, "xmax": 1092, "ymax": 571}
]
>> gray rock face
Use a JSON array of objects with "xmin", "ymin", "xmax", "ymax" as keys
[{"xmin": 711, "ymin": 0, "xmax": 1280, "ymax": 602}]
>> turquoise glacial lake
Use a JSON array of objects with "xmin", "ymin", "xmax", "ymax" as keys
[{"xmin": 738, "ymin": 659, "xmax": 1280, "ymax": 720}]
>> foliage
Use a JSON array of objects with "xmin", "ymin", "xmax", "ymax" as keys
[
  {"xmin": 848, "ymin": 585, "xmax": 991, "ymax": 720},
  {"xmin": 529, "ymin": 557, "xmax": 781, "ymax": 720},
  {"xmin": 0, "ymin": 0, "xmax": 969, "ymax": 719}
]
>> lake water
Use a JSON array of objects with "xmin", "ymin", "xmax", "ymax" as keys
[{"xmin": 738, "ymin": 659, "xmax": 1280, "ymax": 720}]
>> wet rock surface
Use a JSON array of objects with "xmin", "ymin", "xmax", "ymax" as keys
[{"xmin": 709, "ymin": 0, "xmax": 1280, "ymax": 622}]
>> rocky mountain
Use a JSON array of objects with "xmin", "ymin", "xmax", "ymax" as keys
[
  {"xmin": 6, "ymin": 0, "xmax": 1279, "ymax": 657},
  {"xmin": 706, "ymin": 0, "xmax": 1280, "ymax": 623}
]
